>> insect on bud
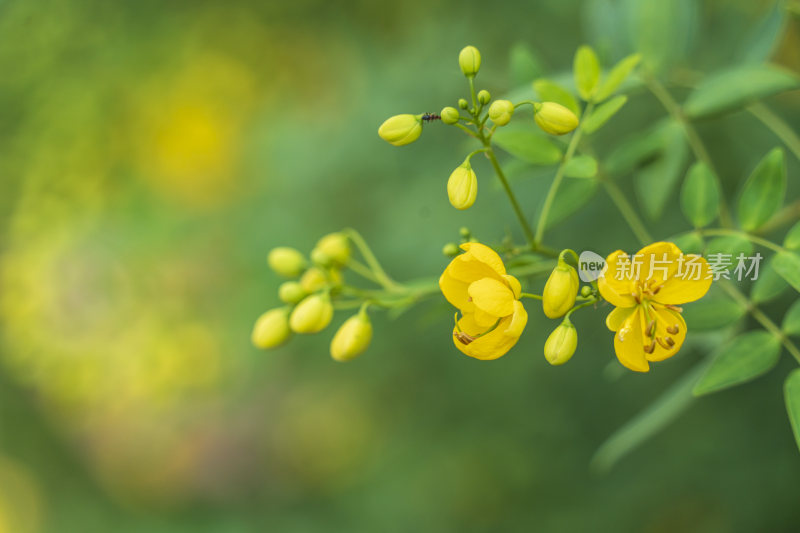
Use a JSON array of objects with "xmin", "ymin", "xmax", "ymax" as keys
[
  {"xmin": 330, "ymin": 311, "xmax": 373, "ymax": 362},
  {"xmin": 312, "ymin": 232, "xmax": 350, "ymax": 267},
  {"xmin": 378, "ymin": 114, "xmax": 423, "ymax": 146},
  {"xmin": 542, "ymin": 258, "xmax": 579, "ymax": 319},
  {"xmin": 488, "ymin": 99, "xmax": 514, "ymax": 126},
  {"xmin": 544, "ymin": 321, "xmax": 578, "ymax": 365},
  {"xmin": 267, "ymin": 247, "xmax": 307, "ymax": 278},
  {"xmin": 440, "ymin": 106, "xmax": 460, "ymax": 125},
  {"xmin": 533, "ymin": 102, "xmax": 579, "ymax": 136},
  {"xmin": 289, "ymin": 293, "xmax": 334, "ymax": 334},
  {"xmin": 447, "ymin": 161, "xmax": 478, "ymax": 210},
  {"xmin": 252, "ymin": 308, "xmax": 291, "ymax": 349},
  {"xmin": 477, "ymin": 90, "xmax": 491, "ymax": 105},
  {"xmin": 458, "ymin": 45, "xmax": 481, "ymax": 77}
]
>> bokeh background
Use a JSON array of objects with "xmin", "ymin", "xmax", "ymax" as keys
[{"xmin": 1, "ymin": 0, "xmax": 799, "ymax": 531}]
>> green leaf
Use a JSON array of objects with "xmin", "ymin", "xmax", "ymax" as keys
[
  {"xmin": 685, "ymin": 64, "xmax": 800, "ymax": 118},
  {"xmin": 783, "ymin": 221, "xmax": 800, "ymax": 251},
  {"xmin": 737, "ymin": 148, "xmax": 786, "ymax": 232},
  {"xmin": 772, "ymin": 251, "xmax": 800, "ymax": 293},
  {"xmin": 669, "ymin": 232, "xmax": 704, "ymax": 255},
  {"xmin": 594, "ymin": 53, "xmax": 641, "ymax": 102},
  {"xmin": 591, "ymin": 360, "xmax": 709, "ymax": 473},
  {"xmin": 751, "ymin": 256, "xmax": 789, "ymax": 304},
  {"xmin": 574, "ymin": 45, "xmax": 600, "ymax": 101},
  {"xmin": 680, "ymin": 162, "xmax": 720, "ymax": 228},
  {"xmin": 492, "ymin": 127, "xmax": 563, "ymax": 165},
  {"xmin": 623, "ymin": 0, "xmax": 698, "ymax": 74},
  {"xmin": 604, "ymin": 120, "xmax": 669, "ymax": 175},
  {"xmin": 509, "ymin": 43, "xmax": 544, "ymax": 87},
  {"xmin": 682, "ymin": 285, "xmax": 745, "ymax": 330},
  {"xmin": 705, "ymin": 235, "xmax": 754, "ymax": 264},
  {"xmin": 582, "ymin": 95, "xmax": 627, "ymax": 134},
  {"xmin": 738, "ymin": 2, "xmax": 787, "ymax": 64},
  {"xmin": 634, "ymin": 121, "xmax": 688, "ymax": 219},
  {"xmin": 693, "ymin": 331, "xmax": 781, "ymax": 396},
  {"xmin": 782, "ymin": 300, "xmax": 800, "ymax": 336},
  {"xmin": 532, "ymin": 79, "xmax": 580, "ymax": 117},
  {"xmin": 784, "ymin": 369, "xmax": 800, "ymax": 453},
  {"xmin": 541, "ymin": 178, "xmax": 599, "ymax": 231},
  {"xmin": 563, "ymin": 155, "xmax": 598, "ymax": 178}
]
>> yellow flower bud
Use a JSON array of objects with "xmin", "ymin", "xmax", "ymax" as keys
[
  {"xmin": 534, "ymin": 102, "xmax": 579, "ymax": 135},
  {"xmin": 442, "ymin": 243, "xmax": 460, "ymax": 257},
  {"xmin": 378, "ymin": 114, "xmax": 422, "ymax": 146},
  {"xmin": 488, "ymin": 100, "xmax": 515, "ymax": 126},
  {"xmin": 300, "ymin": 267, "xmax": 328, "ymax": 293},
  {"xmin": 544, "ymin": 322, "xmax": 578, "ymax": 365},
  {"xmin": 312, "ymin": 232, "xmax": 351, "ymax": 267},
  {"xmin": 252, "ymin": 308, "xmax": 291, "ymax": 349},
  {"xmin": 289, "ymin": 293, "xmax": 334, "ymax": 334},
  {"xmin": 441, "ymin": 106, "xmax": 460, "ymax": 125},
  {"xmin": 278, "ymin": 281, "xmax": 306, "ymax": 304},
  {"xmin": 478, "ymin": 90, "xmax": 491, "ymax": 105},
  {"xmin": 330, "ymin": 312, "xmax": 373, "ymax": 362},
  {"xmin": 458, "ymin": 45, "xmax": 481, "ymax": 77},
  {"xmin": 447, "ymin": 162, "xmax": 477, "ymax": 210},
  {"xmin": 542, "ymin": 261, "xmax": 579, "ymax": 319},
  {"xmin": 267, "ymin": 247, "xmax": 306, "ymax": 278}
]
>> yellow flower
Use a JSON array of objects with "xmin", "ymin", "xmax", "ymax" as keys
[
  {"xmin": 599, "ymin": 242, "xmax": 712, "ymax": 372},
  {"xmin": 534, "ymin": 102, "xmax": 579, "ymax": 135},
  {"xmin": 440, "ymin": 242, "xmax": 528, "ymax": 360},
  {"xmin": 447, "ymin": 162, "xmax": 478, "ymax": 210},
  {"xmin": 378, "ymin": 114, "xmax": 422, "ymax": 146}
]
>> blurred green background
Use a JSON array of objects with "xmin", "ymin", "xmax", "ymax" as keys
[{"xmin": 1, "ymin": 0, "xmax": 799, "ymax": 531}]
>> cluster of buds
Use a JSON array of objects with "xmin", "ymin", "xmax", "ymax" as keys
[
  {"xmin": 252, "ymin": 232, "xmax": 373, "ymax": 362},
  {"xmin": 377, "ymin": 45, "xmax": 580, "ymax": 212},
  {"xmin": 541, "ymin": 252, "xmax": 585, "ymax": 366}
]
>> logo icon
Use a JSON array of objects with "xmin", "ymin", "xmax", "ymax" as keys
[{"xmin": 578, "ymin": 250, "xmax": 606, "ymax": 282}]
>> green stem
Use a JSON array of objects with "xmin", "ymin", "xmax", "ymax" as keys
[
  {"xmin": 600, "ymin": 177, "xmax": 653, "ymax": 246},
  {"xmin": 482, "ymin": 144, "xmax": 538, "ymax": 249},
  {"xmin": 565, "ymin": 297, "xmax": 599, "ymax": 319},
  {"xmin": 534, "ymin": 102, "xmax": 592, "ymax": 245},
  {"xmin": 520, "ymin": 292, "xmax": 543, "ymax": 300},
  {"xmin": 698, "ymin": 228, "xmax": 784, "ymax": 254},
  {"xmin": 643, "ymin": 73, "xmax": 733, "ymax": 227},
  {"xmin": 718, "ymin": 279, "xmax": 800, "ymax": 365},
  {"xmin": 748, "ymin": 102, "xmax": 800, "ymax": 161},
  {"xmin": 347, "ymin": 258, "xmax": 381, "ymax": 284},
  {"xmin": 343, "ymin": 228, "xmax": 405, "ymax": 292}
]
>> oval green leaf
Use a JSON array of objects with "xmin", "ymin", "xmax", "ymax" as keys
[
  {"xmin": 772, "ymin": 250, "xmax": 800, "ymax": 293},
  {"xmin": 680, "ymin": 162, "xmax": 720, "ymax": 228},
  {"xmin": 492, "ymin": 128, "xmax": 563, "ymax": 165},
  {"xmin": 669, "ymin": 232, "xmax": 704, "ymax": 255},
  {"xmin": 509, "ymin": 42, "xmax": 544, "ymax": 87},
  {"xmin": 693, "ymin": 331, "xmax": 782, "ymax": 396},
  {"xmin": 783, "ymin": 221, "xmax": 800, "ymax": 251},
  {"xmin": 737, "ymin": 148, "xmax": 786, "ymax": 232},
  {"xmin": 563, "ymin": 155, "xmax": 598, "ymax": 178},
  {"xmin": 685, "ymin": 64, "xmax": 799, "ymax": 118},
  {"xmin": 533, "ymin": 79, "xmax": 581, "ymax": 117},
  {"xmin": 594, "ymin": 53, "xmax": 641, "ymax": 102},
  {"xmin": 784, "ymin": 369, "xmax": 800, "ymax": 453},
  {"xmin": 582, "ymin": 95, "xmax": 627, "ymax": 134},
  {"xmin": 634, "ymin": 121, "xmax": 688, "ymax": 219},
  {"xmin": 782, "ymin": 300, "xmax": 800, "ymax": 337},
  {"xmin": 751, "ymin": 256, "xmax": 789, "ymax": 304},
  {"xmin": 682, "ymin": 286, "xmax": 745, "ymax": 331},
  {"xmin": 574, "ymin": 45, "xmax": 600, "ymax": 101}
]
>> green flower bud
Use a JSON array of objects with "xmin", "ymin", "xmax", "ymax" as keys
[
  {"xmin": 544, "ymin": 321, "xmax": 578, "ymax": 366},
  {"xmin": 441, "ymin": 106, "xmax": 460, "ymax": 125},
  {"xmin": 252, "ymin": 308, "xmax": 291, "ymax": 349},
  {"xmin": 278, "ymin": 281, "xmax": 307, "ymax": 304},
  {"xmin": 580, "ymin": 285, "xmax": 592, "ymax": 298},
  {"xmin": 542, "ymin": 260, "xmax": 579, "ymax": 319},
  {"xmin": 533, "ymin": 102, "xmax": 579, "ymax": 136},
  {"xmin": 330, "ymin": 311, "xmax": 373, "ymax": 362},
  {"xmin": 267, "ymin": 247, "xmax": 306, "ymax": 278},
  {"xmin": 312, "ymin": 232, "xmax": 350, "ymax": 267},
  {"xmin": 458, "ymin": 45, "xmax": 481, "ymax": 77},
  {"xmin": 447, "ymin": 161, "xmax": 477, "ymax": 210},
  {"xmin": 458, "ymin": 98, "xmax": 469, "ymax": 110},
  {"xmin": 488, "ymin": 99, "xmax": 514, "ymax": 126},
  {"xmin": 378, "ymin": 114, "xmax": 423, "ymax": 146},
  {"xmin": 300, "ymin": 267, "xmax": 328, "ymax": 293},
  {"xmin": 442, "ymin": 243, "xmax": 460, "ymax": 257},
  {"xmin": 289, "ymin": 293, "xmax": 334, "ymax": 334},
  {"xmin": 459, "ymin": 226, "xmax": 471, "ymax": 239},
  {"xmin": 477, "ymin": 90, "xmax": 491, "ymax": 105}
]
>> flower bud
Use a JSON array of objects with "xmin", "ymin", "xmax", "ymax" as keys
[
  {"xmin": 311, "ymin": 232, "xmax": 350, "ymax": 267},
  {"xmin": 443, "ymin": 243, "xmax": 460, "ymax": 257},
  {"xmin": 252, "ymin": 308, "xmax": 291, "ymax": 349},
  {"xmin": 580, "ymin": 285, "xmax": 592, "ymax": 298},
  {"xmin": 447, "ymin": 162, "xmax": 477, "ymax": 210},
  {"xmin": 330, "ymin": 311, "xmax": 373, "ymax": 362},
  {"xmin": 458, "ymin": 98, "xmax": 469, "ymax": 110},
  {"xmin": 290, "ymin": 293, "xmax": 334, "ymax": 334},
  {"xmin": 278, "ymin": 281, "xmax": 306, "ymax": 304},
  {"xmin": 267, "ymin": 247, "xmax": 306, "ymax": 278},
  {"xmin": 459, "ymin": 226, "xmax": 471, "ymax": 239},
  {"xmin": 488, "ymin": 100, "xmax": 514, "ymax": 126},
  {"xmin": 542, "ymin": 260, "xmax": 579, "ymax": 319},
  {"xmin": 378, "ymin": 114, "xmax": 422, "ymax": 146},
  {"xmin": 533, "ymin": 102, "xmax": 579, "ymax": 135},
  {"xmin": 477, "ymin": 90, "xmax": 491, "ymax": 105},
  {"xmin": 544, "ymin": 321, "xmax": 578, "ymax": 365},
  {"xmin": 458, "ymin": 45, "xmax": 481, "ymax": 77},
  {"xmin": 441, "ymin": 106, "xmax": 460, "ymax": 125},
  {"xmin": 300, "ymin": 267, "xmax": 328, "ymax": 293}
]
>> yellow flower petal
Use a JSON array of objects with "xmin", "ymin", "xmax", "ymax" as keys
[
  {"xmin": 439, "ymin": 269, "xmax": 474, "ymax": 311},
  {"xmin": 460, "ymin": 242, "xmax": 506, "ymax": 277},
  {"xmin": 502, "ymin": 274, "xmax": 522, "ymax": 299},
  {"xmin": 468, "ymin": 278, "xmax": 515, "ymax": 317},
  {"xmin": 655, "ymin": 254, "xmax": 712, "ymax": 305},
  {"xmin": 598, "ymin": 250, "xmax": 637, "ymax": 308},
  {"xmin": 505, "ymin": 301, "xmax": 527, "ymax": 337},
  {"xmin": 645, "ymin": 304, "xmax": 687, "ymax": 362},
  {"xmin": 613, "ymin": 306, "xmax": 650, "ymax": 372},
  {"xmin": 635, "ymin": 241, "xmax": 681, "ymax": 283},
  {"xmin": 605, "ymin": 306, "xmax": 634, "ymax": 331},
  {"xmin": 473, "ymin": 307, "xmax": 498, "ymax": 327},
  {"xmin": 453, "ymin": 304, "xmax": 526, "ymax": 360}
]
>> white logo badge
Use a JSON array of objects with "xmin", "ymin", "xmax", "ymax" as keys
[{"xmin": 578, "ymin": 250, "xmax": 606, "ymax": 282}]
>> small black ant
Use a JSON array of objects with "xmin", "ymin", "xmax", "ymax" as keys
[{"xmin": 421, "ymin": 113, "xmax": 441, "ymax": 122}]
